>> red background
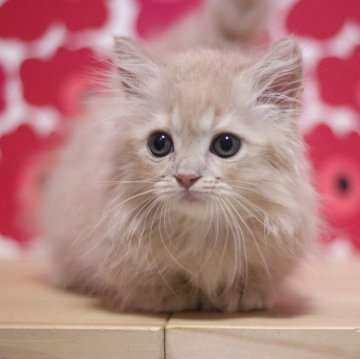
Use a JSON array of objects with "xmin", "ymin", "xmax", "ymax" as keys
[{"xmin": 0, "ymin": 0, "xmax": 360, "ymax": 255}]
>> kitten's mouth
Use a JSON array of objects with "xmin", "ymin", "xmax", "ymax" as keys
[
  {"xmin": 179, "ymin": 190, "xmax": 202, "ymax": 203},
  {"xmin": 170, "ymin": 190, "xmax": 208, "ymax": 216}
]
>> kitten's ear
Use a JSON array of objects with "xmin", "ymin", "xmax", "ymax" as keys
[
  {"xmin": 114, "ymin": 37, "xmax": 159, "ymax": 98},
  {"xmin": 251, "ymin": 38, "xmax": 303, "ymax": 109}
]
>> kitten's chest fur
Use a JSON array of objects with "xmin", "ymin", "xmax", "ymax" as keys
[
  {"xmin": 124, "ymin": 208, "xmax": 252, "ymax": 288},
  {"xmin": 103, "ymin": 207, "xmax": 279, "ymax": 312}
]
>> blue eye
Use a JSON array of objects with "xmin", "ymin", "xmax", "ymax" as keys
[
  {"xmin": 211, "ymin": 133, "xmax": 241, "ymax": 158},
  {"xmin": 148, "ymin": 132, "xmax": 173, "ymax": 157}
]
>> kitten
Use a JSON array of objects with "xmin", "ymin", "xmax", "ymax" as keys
[{"xmin": 43, "ymin": 0, "xmax": 319, "ymax": 312}]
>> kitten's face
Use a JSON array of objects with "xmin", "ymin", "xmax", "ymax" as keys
[
  {"xmin": 142, "ymin": 112, "xmax": 245, "ymax": 215},
  {"xmin": 113, "ymin": 38, "xmax": 303, "ymax": 218},
  {"xmin": 133, "ymin": 109, "xmax": 262, "ymax": 217}
]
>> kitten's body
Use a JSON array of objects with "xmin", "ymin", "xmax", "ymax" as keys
[{"xmin": 43, "ymin": 0, "xmax": 319, "ymax": 312}]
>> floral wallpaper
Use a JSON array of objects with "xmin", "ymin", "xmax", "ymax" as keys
[{"xmin": 0, "ymin": 0, "xmax": 359, "ymax": 256}]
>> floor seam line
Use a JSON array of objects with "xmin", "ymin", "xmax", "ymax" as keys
[{"xmin": 164, "ymin": 313, "xmax": 173, "ymax": 359}]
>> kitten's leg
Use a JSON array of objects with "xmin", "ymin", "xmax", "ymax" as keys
[
  {"xmin": 231, "ymin": 272, "xmax": 275, "ymax": 312},
  {"xmin": 49, "ymin": 258, "xmax": 102, "ymax": 295},
  {"xmin": 238, "ymin": 283, "xmax": 274, "ymax": 312},
  {"xmin": 48, "ymin": 241, "xmax": 106, "ymax": 296},
  {"xmin": 200, "ymin": 276, "xmax": 274, "ymax": 312},
  {"xmin": 105, "ymin": 274, "xmax": 200, "ymax": 312},
  {"xmin": 48, "ymin": 249, "xmax": 82, "ymax": 288}
]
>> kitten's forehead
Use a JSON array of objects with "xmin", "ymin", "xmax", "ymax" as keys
[
  {"xmin": 171, "ymin": 106, "xmax": 215, "ymax": 134},
  {"xmin": 161, "ymin": 50, "xmax": 241, "ymax": 114},
  {"xmin": 166, "ymin": 50, "xmax": 245, "ymax": 82},
  {"xmin": 151, "ymin": 50, "xmax": 266, "ymax": 145}
]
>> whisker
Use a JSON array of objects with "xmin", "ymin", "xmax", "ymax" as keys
[
  {"xmin": 223, "ymin": 189, "xmax": 273, "ymax": 223},
  {"xmin": 107, "ymin": 188, "xmax": 159, "ymax": 217},
  {"xmin": 225, "ymin": 193, "xmax": 266, "ymax": 226},
  {"xmin": 88, "ymin": 179, "xmax": 158, "ymax": 186},
  {"xmin": 148, "ymin": 202, "xmax": 186, "ymax": 306},
  {"xmin": 227, "ymin": 182, "xmax": 294, "ymax": 209},
  {"xmin": 159, "ymin": 201, "xmax": 192, "ymax": 274},
  {"xmin": 225, "ymin": 197, "xmax": 273, "ymax": 292},
  {"xmin": 134, "ymin": 197, "xmax": 160, "ymax": 257},
  {"xmin": 219, "ymin": 198, "xmax": 242, "ymax": 290},
  {"xmin": 224, "ymin": 197, "xmax": 251, "ymax": 310},
  {"xmin": 125, "ymin": 196, "xmax": 158, "ymax": 241},
  {"xmin": 177, "ymin": 198, "xmax": 216, "ymax": 293}
]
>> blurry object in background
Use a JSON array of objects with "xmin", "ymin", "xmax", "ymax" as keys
[
  {"xmin": 306, "ymin": 124, "xmax": 360, "ymax": 251},
  {"xmin": 0, "ymin": 0, "xmax": 108, "ymax": 41},
  {"xmin": 317, "ymin": 46, "xmax": 360, "ymax": 116},
  {"xmin": 0, "ymin": 0, "xmax": 360, "ymax": 255},
  {"xmin": 0, "ymin": 125, "xmax": 61, "ymax": 245},
  {"xmin": 0, "ymin": 0, "xmax": 115, "ymax": 246},
  {"xmin": 0, "ymin": 65, "xmax": 5, "ymax": 113},
  {"xmin": 20, "ymin": 47, "xmax": 100, "ymax": 117},
  {"xmin": 287, "ymin": 0, "xmax": 360, "ymax": 40},
  {"xmin": 137, "ymin": 0, "xmax": 203, "ymax": 39}
]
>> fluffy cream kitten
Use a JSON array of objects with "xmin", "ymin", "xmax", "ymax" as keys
[{"xmin": 43, "ymin": 0, "xmax": 319, "ymax": 312}]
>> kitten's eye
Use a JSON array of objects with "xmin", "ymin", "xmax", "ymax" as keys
[
  {"xmin": 148, "ymin": 132, "xmax": 174, "ymax": 157},
  {"xmin": 211, "ymin": 133, "xmax": 241, "ymax": 158}
]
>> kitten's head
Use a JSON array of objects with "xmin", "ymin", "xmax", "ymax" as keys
[{"xmin": 111, "ymin": 37, "xmax": 305, "ymax": 219}]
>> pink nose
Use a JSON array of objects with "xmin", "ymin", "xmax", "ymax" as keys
[{"xmin": 175, "ymin": 174, "xmax": 201, "ymax": 189}]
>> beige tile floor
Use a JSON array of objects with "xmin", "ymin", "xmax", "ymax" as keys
[
  {"xmin": 1, "ymin": 256, "xmax": 359, "ymax": 358},
  {"xmin": 0, "ymin": 258, "xmax": 167, "ymax": 359},
  {"xmin": 167, "ymin": 257, "xmax": 360, "ymax": 358}
]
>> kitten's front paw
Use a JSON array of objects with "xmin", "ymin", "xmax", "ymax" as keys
[
  {"xmin": 240, "ymin": 290, "xmax": 273, "ymax": 312},
  {"xmin": 106, "ymin": 276, "xmax": 200, "ymax": 313}
]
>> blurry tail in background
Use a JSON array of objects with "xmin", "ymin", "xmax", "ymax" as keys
[
  {"xmin": 207, "ymin": 0, "xmax": 269, "ymax": 43},
  {"xmin": 150, "ymin": 0, "xmax": 270, "ymax": 51}
]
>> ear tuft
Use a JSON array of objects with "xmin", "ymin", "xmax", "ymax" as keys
[
  {"xmin": 252, "ymin": 37, "xmax": 303, "ymax": 109},
  {"xmin": 113, "ymin": 37, "xmax": 159, "ymax": 98}
]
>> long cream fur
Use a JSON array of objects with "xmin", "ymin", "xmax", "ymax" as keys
[{"xmin": 43, "ymin": 0, "xmax": 319, "ymax": 312}]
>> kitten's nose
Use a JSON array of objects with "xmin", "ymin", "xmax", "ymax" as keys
[{"xmin": 175, "ymin": 174, "xmax": 201, "ymax": 189}]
